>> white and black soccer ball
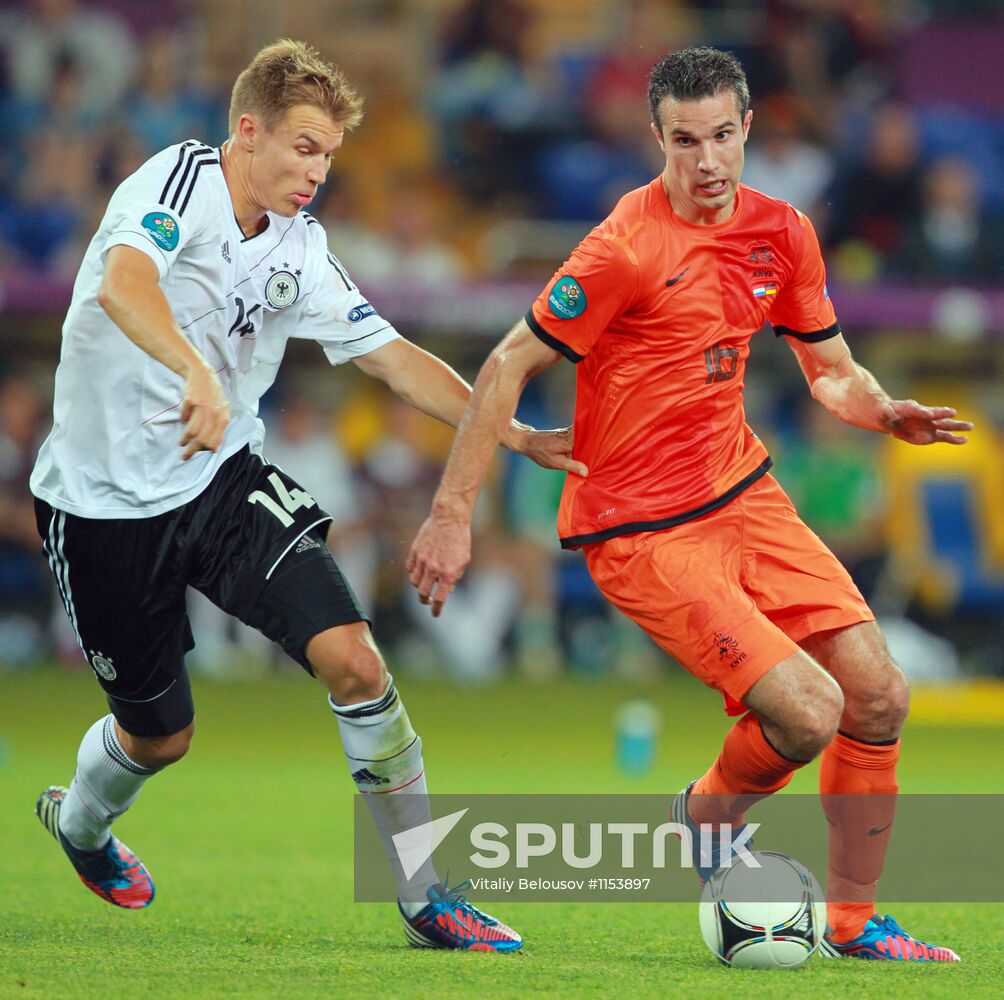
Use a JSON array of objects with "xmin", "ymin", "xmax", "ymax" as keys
[{"xmin": 699, "ymin": 851, "xmax": 826, "ymax": 970}]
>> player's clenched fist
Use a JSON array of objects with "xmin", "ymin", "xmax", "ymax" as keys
[
  {"xmin": 179, "ymin": 363, "xmax": 230, "ymax": 460},
  {"xmin": 407, "ymin": 512, "xmax": 471, "ymax": 618}
]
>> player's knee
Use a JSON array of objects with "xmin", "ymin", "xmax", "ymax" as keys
[
  {"xmin": 120, "ymin": 720, "xmax": 195, "ymax": 770},
  {"xmin": 309, "ymin": 623, "xmax": 388, "ymax": 705},
  {"xmin": 788, "ymin": 680, "xmax": 843, "ymax": 760},
  {"xmin": 845, "ymin": 661, "xmax": 910, "ymax": 740},
  {"xmin": 326, "ymin": 645, "xmax": 388, "ymax": 705}
]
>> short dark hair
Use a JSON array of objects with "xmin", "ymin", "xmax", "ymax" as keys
[{"xmin": 648, "ymin": 47, "xmax": 750, "ymax": 129}]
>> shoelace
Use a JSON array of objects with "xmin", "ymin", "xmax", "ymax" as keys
[{"xmin": 428, "ymin": 879, "xmax": 498, "ymax": 927}]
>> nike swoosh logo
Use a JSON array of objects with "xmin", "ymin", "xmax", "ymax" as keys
[
  {"xmin": 868, "ymin": 823, "xmax": 893, "ymax": 836},
  {"xmin": 665, "ymin": 267, "xmax": 689, "ymax": 287}
]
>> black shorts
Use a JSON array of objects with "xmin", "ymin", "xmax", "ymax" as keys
[{"xmin": 35, "ymin": 446, "xmax": 366, "ymax": 737}]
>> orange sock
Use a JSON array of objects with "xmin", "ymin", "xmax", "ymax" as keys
[
  {"xmin": 819, "ymin": 729, "xmax": 899, "ymax": 943},
  {"xmin": 690, "ymin": 712, "xmax": 807, "ymax": 826}
]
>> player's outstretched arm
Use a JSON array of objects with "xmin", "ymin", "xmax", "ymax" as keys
[
  {"xmin": 351, "ymin": 336, "xmax": 580, "ymax": 472},
  {"xmin": 406, "ymin": 319, "xmax": 585, "ymax": 617},
  {"xmin": 99, "ymin": 246, "xmax": 229, "ymax": 460},
  {"xmin": 789, "ymin": 333, "xmax": 973, "ymax": 446}
]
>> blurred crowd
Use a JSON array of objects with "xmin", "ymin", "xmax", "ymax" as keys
[
  {"xmin": 1, "ymin": 0, "xmax": 1003, "ymax": 678},
  {"xmin": 2, "ymin": 0, "xmax": 1003, "ymax": 282}
]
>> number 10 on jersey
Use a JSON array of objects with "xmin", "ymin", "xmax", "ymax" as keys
[
  {"xmin": 248, "ymin": 472, "xmax": 316, "ymax": 527},
  {"xmin": 704, "ymin": 342, "xmax": 739, "ymax": 384}
]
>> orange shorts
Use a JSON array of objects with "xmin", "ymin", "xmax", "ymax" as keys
[{"xmin": 584, "ymin": 474, "xmax": 873, "ymax": 715}]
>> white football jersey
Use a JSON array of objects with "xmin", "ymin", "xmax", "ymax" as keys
[{"xmin": 31, "ymin": 140, "xmax": 400, "ymax": 518}]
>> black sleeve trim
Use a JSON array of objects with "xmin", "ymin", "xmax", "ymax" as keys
[
  {"xmin": 772, "ymin": 321, "xmax": 841, "ymax": 343},
  {"xmin": 339, "ymin": 324, "xmax": 394, "ymax": 347},
  {"xmin": 525, "ymin": 310, "xmax": 585, "ymax": 363}
]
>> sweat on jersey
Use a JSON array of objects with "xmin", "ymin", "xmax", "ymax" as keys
[
  {"xmin": 526, "ymin": 178, "xmax": 839, "ymax": 549},
  {"xmin": 31, "ymin": 140, "xmax": 400, "ymax": 519}
]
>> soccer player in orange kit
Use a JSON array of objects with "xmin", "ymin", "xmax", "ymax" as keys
[{"xmin": 407, "ymin": 47, "xmax": 970, "ymax": 961}]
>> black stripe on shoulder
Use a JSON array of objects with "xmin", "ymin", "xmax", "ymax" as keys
[
  {"xmin": 302, "ymin": 212, "xmax": 321, "ymax": 227},
  {"xmin": 772, "ymin": 321, "xmax": 841, "ymax": 343},
  {"xmin": 159, "ymin": 141, "xmax": 199, "ymax": 204},
  {"xmin": 326, "ymin": 252, "xmax": 354, "ymax": 291},
  {"xmin": 177, "ymin": 157, "xmax": 220, "ymax": 216},
  {"xmin": 169, "ymin": 147, "xmax": 216, "ymax": 211},
  {"xmin": 525, "ymin": 309, "xmax": 585, "ymax": 363}
]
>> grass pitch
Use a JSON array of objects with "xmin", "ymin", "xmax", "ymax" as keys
[{"xmin": 1, "ymin": 665, "xmax": 1001, "ymax": 999}]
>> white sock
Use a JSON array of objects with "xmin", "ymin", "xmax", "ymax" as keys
[
  {"xmin": 58, "ymin": 715, "xmax": 159, "ymax": 851},
  {"xmin": 330, "ymin": 676, "xmax": 438, "ymax": 915}
]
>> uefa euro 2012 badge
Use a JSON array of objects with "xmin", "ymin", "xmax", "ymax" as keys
[
  {"xmin": 548, "ymin": 276, "xmax": 587, "ymax": 319},
  {"xmin": 141, "ymin": 212, "xmax": 179, "ymax": 252}
]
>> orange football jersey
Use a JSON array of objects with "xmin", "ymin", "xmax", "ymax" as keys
[{"xmin": 527, "ymin": 178, "xmax": 838, "ymax": 549}]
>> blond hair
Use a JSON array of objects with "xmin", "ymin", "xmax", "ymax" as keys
[{"xmin": 229, "ymin": 39, "xmax": 364, "ymax": 134}]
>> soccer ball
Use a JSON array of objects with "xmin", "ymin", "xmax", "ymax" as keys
[{"xmin": 699, "ymin": 851, "xmax": 826, "ymax": 970}]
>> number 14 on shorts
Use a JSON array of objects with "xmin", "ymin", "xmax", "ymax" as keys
[{"xmin": 248, "ymin": 472, "xmax": 316, "ymax": 527}]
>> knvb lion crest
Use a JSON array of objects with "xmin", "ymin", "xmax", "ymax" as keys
[
  {"xmin": 747, "ymin": 243, "xmax": 774, "ymax": 264},
  {"xmin": 713, "ymin": 631, "xmax": 748, "ymax": 669}
]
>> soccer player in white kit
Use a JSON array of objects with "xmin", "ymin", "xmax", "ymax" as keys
[{"xmin": 31, "ymin": 39, "xmax": 577, "ymax": 951}]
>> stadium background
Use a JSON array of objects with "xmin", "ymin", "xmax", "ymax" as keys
[{"xmin": 0, "ymin": 2, "xmax": 1002, "ymax": 997}]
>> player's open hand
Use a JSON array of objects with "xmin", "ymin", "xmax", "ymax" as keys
[
  {"xmin": 407, "ymin": 512, "xmax": 471, "ymax": 618},
  {"xmin": 881, "ymin": 400, "xmax": 972, "ymax": 446},
  {"xmin": 507, "ymin": 425, "xmax": 588, "ymax": 477},
  {"xmin": 179, "ymin": 363, "xmax": 230, "ymax": 460}
]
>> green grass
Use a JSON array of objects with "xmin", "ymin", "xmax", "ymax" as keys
[{"xmin": 1, "ymin": 666, "xmax": 1001, "ymax": 998}]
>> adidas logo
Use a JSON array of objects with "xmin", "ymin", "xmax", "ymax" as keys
[
  {"xmin": 351, "ymin": 767, "xmax": 390, "ymax": 786},
  {"xmin": 221, "ymin": 240, "xmax": 231, "ymax": 263},
  {"xmin": 295, "ymin": 535, "xmax": 322, "ymax": 554}
]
